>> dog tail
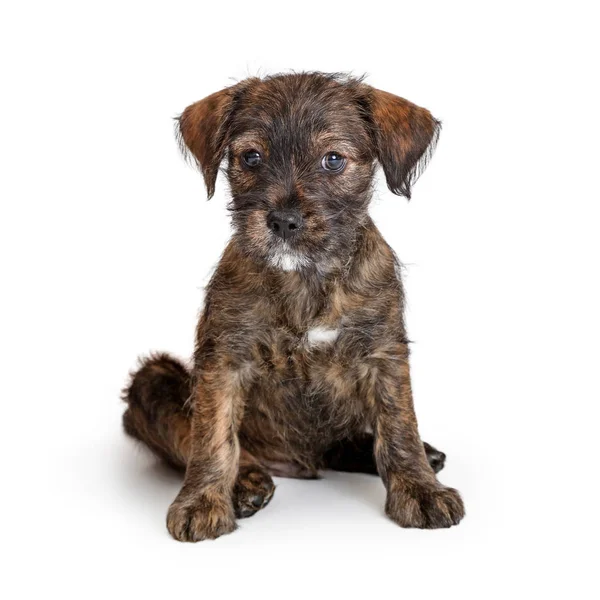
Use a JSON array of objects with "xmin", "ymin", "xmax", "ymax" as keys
[{"xmin": 122, "ymin": 352, "xmax": 193, "ymax": 471}]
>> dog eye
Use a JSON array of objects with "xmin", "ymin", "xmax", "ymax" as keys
[
  {"xmin": 242, "ymin": 149, "xmax": 262, "ymax": 168},
  {"xmin": 321, "ymin": 152, "xmax": 346, "ymax": 172}
]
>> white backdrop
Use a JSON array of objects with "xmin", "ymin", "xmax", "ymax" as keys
[{"xmin": 2, "ymin": 1, "xmax": 599, "ymax": 598}]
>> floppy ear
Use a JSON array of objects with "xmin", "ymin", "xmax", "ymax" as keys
[
  {"xmin": 364, "ymin": 86, "xmax": 441, "ymax": 199},
  {"xmin": 177, "ymin": 81, "xmax": 252, "ymax": 198}
]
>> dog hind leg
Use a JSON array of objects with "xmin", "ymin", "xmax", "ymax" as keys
[
  {"xmin": 122, "ymin": 353, "xmax": 276, "ymax": 518},
  {"xmin": 324, "ymin": 434, "xmax": 446, "ymax": 475}
]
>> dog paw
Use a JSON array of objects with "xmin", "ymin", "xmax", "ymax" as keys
[
  {"xmin": 166, "ymin": 493, "xmax": 236, "ymax": 542},
  {"xmin": 233, "ymin": 465, "xmax": 275, "ymax": 519},
  {"xmin": 424, "ymin": 442, "xmax": 446, "ymax": 474},
  {"xmin": 386, "ymin": 480, "xmax": 464, "ymax": 529}
]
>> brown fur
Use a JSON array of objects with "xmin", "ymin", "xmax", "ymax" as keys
[{"xmin": 123, "ymin": 72, "xmax": 464, "ymax": 541}]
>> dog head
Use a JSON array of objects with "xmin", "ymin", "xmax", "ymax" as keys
[{"xmin": 178, "ymin": 73, "xmax": 440, "ymax": 272}]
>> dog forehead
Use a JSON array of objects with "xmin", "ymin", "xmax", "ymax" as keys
[{"xmin": 232, "ymin": 75, "xmax": 366, "ymax": 140}]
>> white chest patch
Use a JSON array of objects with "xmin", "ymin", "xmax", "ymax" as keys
[{"xmin": 306, "ymin": 326, "xmax": 340, "ymax": 346}]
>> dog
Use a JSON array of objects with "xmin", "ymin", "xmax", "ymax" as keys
[{"xmin": 122, "ymin": 72, "xmax": 465, "ymax": 542}]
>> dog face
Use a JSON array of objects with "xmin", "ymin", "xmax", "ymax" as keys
[{"xmin": 178, "ymin": 73, "xmax": 440, "ymax": 272}]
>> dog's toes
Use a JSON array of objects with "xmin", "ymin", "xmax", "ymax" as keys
[
  {"xmin": 424, "ymin": 442, "xmax": 446, "ymax": 474},
  {"xmin": 233, "ymin": 465, "xmax": 275, "ymax": 519},
  {"xmin": 386, "ymin": 480, "xmax": 465, "ymax": 529},
  {"xmin": 429, "ymin": 450, "xmax": 446, "ymax": 473},
  {"xmin": 250, "ymin": 494, "xmax": 264, "ymax": 508},
  {"xmin": 166, "ymin": 494, "xmax": 236, "ymax": 542}
]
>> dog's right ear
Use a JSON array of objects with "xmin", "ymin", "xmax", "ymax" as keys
[{"xmin": 177, "ymin": 81, "xmax": 253, "ymax": 198}]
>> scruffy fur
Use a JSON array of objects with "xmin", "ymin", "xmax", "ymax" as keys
[{"xmin": 123, "ymin": 72, "xmax": 464, "ymax": 541}]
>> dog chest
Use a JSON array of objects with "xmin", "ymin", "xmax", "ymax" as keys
[{"xmin": 305, "ymin": 325, "xmax": 340, "ymax": 346}]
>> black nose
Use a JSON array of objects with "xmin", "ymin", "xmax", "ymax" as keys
[{"xmin": 266, "ymin": 209, "xmax": 304, "ymax": 240}]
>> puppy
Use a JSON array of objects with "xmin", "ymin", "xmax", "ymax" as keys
[{"xmin": 123, "ymin": 72, "xmax": 464, "ymax": 541}]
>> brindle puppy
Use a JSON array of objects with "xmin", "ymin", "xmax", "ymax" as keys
[{"xmin": 123, "ymin": 72, "xmax": 464, "ymax": 541}]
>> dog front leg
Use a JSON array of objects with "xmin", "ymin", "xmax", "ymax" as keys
[
  {"xmin": 166, "ymin": 367, "xmax": 243, "ymax": 542},
  {"xmin": 372, "ymin": 344, "xmax": 465, "ymax": 528}
]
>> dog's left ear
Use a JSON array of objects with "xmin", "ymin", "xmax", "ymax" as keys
[
  {"xmin": 177, "ymin": 80, "xmax": 255, "ymax": 198},
  {"xmin": 361, "ymin": 86, "xmax": 441, "ymax": 199}
]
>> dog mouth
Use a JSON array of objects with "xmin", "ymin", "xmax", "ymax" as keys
[{"xmin": 267, "ymin": 241, "xmax": 309, "ymax": 271}]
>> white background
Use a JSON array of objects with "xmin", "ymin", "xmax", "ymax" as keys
[{"xmin": 2, "ymin": 1, "xmax": 599, "ymax": 598}]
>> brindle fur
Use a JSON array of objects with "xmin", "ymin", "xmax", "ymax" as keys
[{"xmin": 122, "ymin": 72, "xmax": 464, "ymax": 541}]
